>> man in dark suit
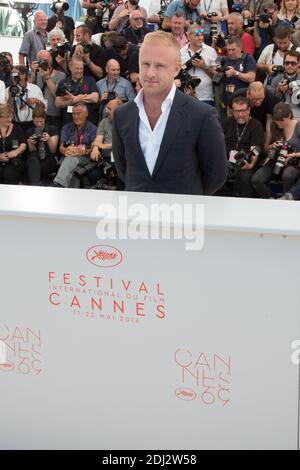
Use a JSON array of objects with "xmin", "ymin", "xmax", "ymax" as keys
[{"xmin": 112, "ymin": 30, "xmax": 228, "ymax": 195}]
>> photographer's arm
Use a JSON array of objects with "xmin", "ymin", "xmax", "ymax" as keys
[
  {"xmin": 55, "ymin": 94, "xmax": 73, "ymax": 108},
  {"xmin": 82, "ymin": 1, "xmax": 102, "ymax": 8},
  {"xmin": 235, "ymin": 70, "xmax": 256, "ymax": 84},
  {"xmin": 46, "ymin": 134, "xmax": 59, "ymax": 154},
  {"xmin": 43, "ymin": 76, "xmax": 57, "ymax": 97},
  {"xmin": 6, "ymin": 143, "xmax": 26, "ymax": 159},
  {"xmin": 86, "ymin": 60, "xmax": 103, "ymax": 79},
  {"xmin": 73, "ymin": 92, "xmax": 99, "ymax": 104},
  {"xmin": 18, "ymin": 53, "xmax": 26, "ymax": 66},
  {"xmin": 253, "ymin": 23, "xmax": 262, "ymax": 48}
]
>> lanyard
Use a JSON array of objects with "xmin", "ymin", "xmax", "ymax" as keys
[
  {"xmin": 76, "ymin": 123, "xmax": 87, "ymax": 147},
  {"xmin": 235, "ymin": 119, "xmax": 250, "ymax": 150},
  {"xmin": 106, "ymin": 79, "xmax": 117, "ymax": 93},
  {"xmin": 204, "ymin": 0, "xmax": 213, "ymax": 13}
]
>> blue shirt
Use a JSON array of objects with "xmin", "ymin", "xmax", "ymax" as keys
[
  {"xmin": 60, "ymin": 121, "xmax": 97, "ymax": 148},
  {"xmin": 165, "ymin": 0, "xmax": 200, "ymax": 22}
]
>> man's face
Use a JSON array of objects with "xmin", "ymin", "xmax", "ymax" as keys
[
  {"xmin": 232, "ymin": 103, "xmax": 251, "ymax": 125},
  {"xmin": 227, "ymin": 43, "xmax": 242, "ymax": 59},
  {"xmin": 50, "ymin": 35, "xmax": 64, "ymax": 48},
  {"xmin": 13, "ymin": 69, "xmax": 27, "ymax": 87},
  {"xmin": 34, "ymin": 13, "xmax": 48, "ymax": 31},
  {"xmin": 70, "ymin": 61, "xmax": 84, "ymax": 80},
  {"xmin": 107, "ymin": 62, "xmax": 120, "ymax": 81},
  {"xmin": 33, "ymin": 117, "xmax": 45, "ymax": 129},
  {"xmin": 284, "ymin": 55, "xmax": 299, "ymax": 75},
  {"xmin": 247, "ymin": 89, "xmax": 265, "ymax": 107},
  {"xmin": 72, "ymin": 107, "xmax": 88, "ymax": 128},
  {"xmin": 139, "ymin": 41, "xmax": 181, "ymax": 99},
  {"xmin": 276, "ymin": 37, "xmax": 291, "ymax": 52},
  {"xmin": 266, "ymin": 8, "xmax": 278, "ymax": 24},
  {"xmin": 227, "ymin": 17, "xmax": 242, "ymax": 36},
  {"xmin": 37, "ymin": 51, "xmax": 52, "ymax": 67},
  {"xmin": 171, "ymin": 17, "xmax": 185, "ymax": 36},
  {"xmin": 188, "ymin": 28, "xmax": 204, "ymax": 48},
  {"xmin": 106, "ymin": 101, "xmax": 118, "ymax": 121},
  {"xmin": 130, "ymin": 13, "xmax": 144, "ymax": 30},
  {"xmin": 74, "ymin": 28, "xmax": 85, "ymax": 44}
]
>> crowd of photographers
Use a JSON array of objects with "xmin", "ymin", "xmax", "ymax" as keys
[{"xmin": 1, "ymin": 0, "xmax": 300, "ymax": 199}]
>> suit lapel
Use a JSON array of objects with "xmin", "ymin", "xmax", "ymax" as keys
[
  {"xmin": 152, "ymin": 91, "xmax": 188, "ymax": 178},
  {"xmin": 130, "ymin": 103, "xmax": 152, "ymax": 177}
]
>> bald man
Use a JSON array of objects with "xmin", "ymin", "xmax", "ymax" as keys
[
  {"xmin": 228, "ymin": 81, "xmax": 279, "ymax": 129},
  {"xmin": 96, "ymin": 59, "xmax": 136, "ymax": 118},
  {"xmin": 19, "ymin": 10, "xmax": 48, "ymax": 66}
]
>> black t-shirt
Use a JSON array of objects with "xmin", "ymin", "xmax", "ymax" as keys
[
  {"xmin": 70, "ymin": 43, "xmax": 107, "ymax": 81},
  {"xmin": 47, "ymin": 15, "xmax": 75, "ymax": 43},
  {"xmin": 124, "ymin": 26, "xmax": 150, "ymax": 45},
  {"xmin": 0, "ymin": 124, "xmax": 26, "ymax": 153},
  {"xmin": 106, "ymin": 44, "xmax": 139, "ymax": 78},
  {"xmin": 222, "ymin": 116, "xmax": 265, "ymax": 156},
  {"xmin": 26, "ymin": 124, "xmax": 58, "ymax": 158},
  {"xmin": 228, "ymin": 86, "xmax": 278, "ymax": 129}
]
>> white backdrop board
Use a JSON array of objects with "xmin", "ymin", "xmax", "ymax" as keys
[{"xmin": 0, "ymin": 186, "xmax": 299, "ymax": 450}]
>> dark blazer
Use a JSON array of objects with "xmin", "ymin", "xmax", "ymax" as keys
[{"xmin": 112, "ymin": 89, "xmax": 228, "ymax": 195}]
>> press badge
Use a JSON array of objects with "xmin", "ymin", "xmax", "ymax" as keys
[
  {"xmin": 67, "ymin": 106, "xmax": 73, "ymax": 113},
  {"xmin": 229, "ymin": 150, "xmax": 237, "ymax": 163},
  {"xmin": 110, "ymin": 151, "xmax": 114, "ymax": 162}
]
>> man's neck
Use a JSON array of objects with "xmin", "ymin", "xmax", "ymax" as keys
[
  {"xmin": 108, "ymin": 76, "xmax": 118, "ymax": 83},
  {"xmin": 189, "ymin": 43, "xmax": 202, "ymax": 53},
  {"xmin": 143, "ymin": 87, "xmax": 172, "ymax": 113}
]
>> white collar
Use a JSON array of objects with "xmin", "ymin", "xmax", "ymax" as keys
[{"xmin": 134, "ymin": 83, "xmax": 176, "ymax": 112}]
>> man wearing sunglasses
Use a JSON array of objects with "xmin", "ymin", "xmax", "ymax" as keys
[{"xmin": 270, "ymin": 50, "xmax": 300, "ymax": 121}]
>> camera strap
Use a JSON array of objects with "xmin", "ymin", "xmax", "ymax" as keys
[
  {"xmin": 203, "ymin": 0, "xmax": 213, "ymax": 13},
  {"xmin": 235, "ymin": 119, "xmax": 250, "ymax": 150},
  {"xmin": 106, "ymin": 79, "xmax": 118, "ymax": 93}
]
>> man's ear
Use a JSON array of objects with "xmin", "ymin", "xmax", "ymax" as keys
[{"xmin": 174, "ymin": 60, "xmax": 181, "ymax": 77}]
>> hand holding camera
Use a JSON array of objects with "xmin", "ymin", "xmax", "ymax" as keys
[
  {"xmin": 192, "ymin": 57, "xmax": 207, "ymax": 70},
  {"xmin": 277, "ymin": 80, "xmax": 289, "ymax": 93},
  {"xmin": 225, "ymin": 66, "xmax": 237, "ymax": 78},
  {"xmin": 0, "ymin": 152, "xmax": 9, "ymax": 163},
  {"xmin": 91, "ymin": 147, "xmax": 100, "ymax": 161}
]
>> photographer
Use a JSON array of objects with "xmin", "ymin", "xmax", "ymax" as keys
[
  {"xmin": 221, "ymin": 96, "xmax": 264, "ymax": 197},
  {"xmin": 257, "ymin": 25, "xmax": 300, "ymax": 76},
  {"xmin": 107, "ymin": 36, "xmax": 140, "ymax": 84},
  {"xmin": 19, "ymin": 11, "xmax": 48, "ymax": 67},
  {"xmin": 269, "ymin": 50, "xmax": 300, "ymax": 121},
  {"xmin": 52, "ymin": 103, "xmax": 97, "ymax": 188},
  {"xmin": 5, "ymin": 66, "xmax": 46, "ymax": 131},
  {"xmin": 109, "ymin": 0, "xmax": 147, "ymax": 33},
  {"xmin": 96, "ymin": 59, "xmax": 135, "ymax": 118},
  {"xmin": 25, "ymin": 105, "xmax": 59, "ymax": 185},
  {"xmin": 220, "ymin": 36, "xmax": 256, "ymax": 110},
  {"xmin": 198, "ymin": 0, "xmax": 229, "ymax": 45},
  {"xmin": 180, "ymin": 24, "xmax": 217, "ymax": 105},
  {"xmin": 55, "ymin": 57, "xmax": 99, "ymax": 125},
  {"xmin": 170, "ymin": 12, "xmax": 189, "ymax": 48},
  {"xmin": 253, "ymin": 2, "xmax": 286, "ymax": 60},
  {"xmin": 72, "ymin": 25, "xmax": 107, "ymax": 81},
  {"xmin": 82, "ymin": 0, "xmax": 117, "ymax": 35},
  {"xmin": 147, "ymin": 0, "xmax": 170, "ymax": 28},
  {"xmin": 222, "ymin": 12, "xmax": 255, "ymax": 56},
  {"xmin": 48, "ymin": 28, "xmax": 69, "ymax": 75},
  {"xmin": 162, "ymin": 0, "xmax": 201, "ymax": 31},
  {"xmin": 0, "ymin": 103, "xmax": 26, "ymax": 185},
  {"xmin": 124, "ymin": 11, "xmax": 150, "ymax": 45},
  {"xmin": 252, "ymin": 102, "xmax": 300, "ymax": 198},
  {"xmin": 47, "ymin": 1, "xmax": 75, "ymax": 44},
  {"xmin": 30, "ymin": 50, "xmax": 66, "ymax": 133},
  {"xmin": 0, "ymin": 52, "xmax": 13, "ymax": 89},
  {"xmin": 278, "ymin": 0, "xmax": 300, "ymax": 28}
]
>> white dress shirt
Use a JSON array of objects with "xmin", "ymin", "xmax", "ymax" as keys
[
  {"xmin": 5, "ymin": 82, "xmax": 46, "ymax": 122},
  {"xmin": 134, "ymin": 83, "xmax": 176, "ymax": 175}
]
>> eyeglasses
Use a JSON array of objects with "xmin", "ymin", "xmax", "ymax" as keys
[
  {"xmin": 192, "ymin": 29, "xmax": 204, "ymax": 36},
  {"xmin": 284, "ymin": 61, "xmax": 298, "ymax": 65},
  {"xmin": 133, "ymin": 17, "xmax": 144, "ymax": 20},
  {"xmin": 232, "ymin": 108, "xmax": 249, "ymax": 113}
]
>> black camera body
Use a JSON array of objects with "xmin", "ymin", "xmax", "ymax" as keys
[
  {"xmin": 50, "ymin": 41, "xmax": 70, "ymax": 59},
  {"xmin": 272, "ymin": 65, "xmax": 285, "ymax": 74},
  {"xmin": 178, "ymin": 69, "xmax": 201, "ymax": 92},
  {"xmin": 268, "ymin": 142, "xmax": 293, "ymax": 176},
  {"xmin": 51, "ymin": 1, "xmax": 69, "ymax": 14},
  {"xmin": 207, "ymin": 12, "xmax": 218, "ymax": 35},
  {"xmin": 31, "ymin": 127, "xmax": 47, "ymax": 160},
  {"xmin": 243, "ymin": 17, "xmax": 256, "ymax": 28},
  {"xmin": 9, "ymin": 73, "xmax": 24, "ymax": 98},
  {"xmin": 81, "ymin": 42, "xmax": 93, "ymax": 54},
  {"xmin": 57, "ymin": 81, "xmax": 79, "ymax": 97},
  {"xmin": 182, "ymin": 52, "xmax": 202, "ymax": 72},
  {"xmin": 37, "ymin": 60, "xmax": 50, "ymax": 72},
  {"xmin": 213, "ymin": 58, "xmax": 229, "ymax": 85},
  {"xmin": 229, "ymin": 147, "xmax": 261, "ymax": 175},
  {"xmin": 63, "ymin": 140, "xmax": 75, "ymax": 147},
  {"xmin": 259, "ymin": 12, "xmax": 272, "ymax": 23}
]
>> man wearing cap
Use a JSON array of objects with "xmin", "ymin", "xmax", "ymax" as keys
[{"xmin": 180, "ymin": 23, "xmax": 217, "ymax": 106}]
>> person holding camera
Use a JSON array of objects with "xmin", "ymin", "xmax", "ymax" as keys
[
  {"xmin": 0, "ymin": 103, "xmax": 26, "ymax": 185},
  {"xmin": 269, "ymin": 50, "xmax": 300, "ymax": 121},
  {"xmin": 180, "ymin": 24, "xmax": 217, "ymax": 105},
  {"xmin": 82, "ymin": 0, "xmax": 118, "ymax": 34},
  {"xmin": 109, "ymin": 0, "xmax": 147, "ymax": 33},
  {"xmin": 25, "ymin": 105, "xmax": 59, "ymax": 185},
  {"xmin": 72, "ymin": 25, "xmax": 107, "ymax": 81},
  {"xmin": 106, "ymin": 35, "xmax": 140, "ymax": 84},
  {"xmin": 162, "ymin": 0, "xmax": 201, "ymax": 31},
  {"xmin": 96, "ymin": 58, "xmax": 136, "ymax": 118},
  {"xmin": 253, "ymin": 3, "xmax": 286, "ymax": 60},
  {"xmin": 198, "ymin": 0, "xmax": 229, "ymax": 45},
  {"xmin": 47, "ymin": 1, "xmax": 75, "ymax": 45},
  {"xmin": 252, "ymin": 102, "xmax": 300, "ymax": 198},
  {"xmin": 30, "ymin": 50, "xmax": 66, "ymax": 133},
  {"xmin": 52, "ymin": 102, "xmax": 98, "ymax": 188},
  {"xmin": 219, "ymin": 36, "xmax": 256, "ymax": 112},
  {"xmin": 19, "ymin": 11, "xmax": 48, "ymax": 68},
  {"xmin": 48, "ymin": 28, "xmax": 69, "ymax": 75},
  {"xmin": 220, "ymin": 96, "xmax": 264, "ymax": 197},
  {"xmin": 5, "ymin": 66, "xmax": 46, "ymax": 131},
  {"xmin": 257, "ymin": 25, "xmax": 300, "ymax": 76},
  {"xmin": 55, "ymin": 57, "xmax": 99, "ymax": 126},
  {"xmin": 223, "ymin": 12, "xmax": 255, "ymax": 56}
]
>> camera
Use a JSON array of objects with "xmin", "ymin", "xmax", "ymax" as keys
[
  {"xmin": 103, "ymin": 90, "xmax": 118, "ymax": 103},
  {"xmin": 207, "ymin": 12, "xmax": 218, "ymax": 36},
  {"xmin": 212, "ymin": 57, "xmax": 228, "ymax": 85},
  {"xmin": 229, "ymin": 147, "xmax": 261, "ymax": 176},
  {"xmin": 63, "ymin": 140, "xmax": 75, "ymax": 147},
  {"xmin": 182, "ymin": 52, "xmax": 202, "ymax": 72},
  {"xmin": 177, "ymin": 69, "xmax": 201, "ymax": 92},
  {"xmin": 289, "ymin": 80, "xmax": 300, "ymax": 104},
  {"xmin": 51, "ymin": 1, "xmax": 69, "ymax": 14},
  {"xmin": 259, "ymin": 11, "xmax": 272, "ymax": 23},
  {"xmin": 49, "ymin": 41, "xmax": 70, "ymax": 59},
  {"xmin": 215, "ymin": 33, "xmax": 227, "ymax": 49},
  {"xmin": 9, "ymin": 72, "xmax": 24, "ymax": 98},
  {"xmin": 81, "ymin": 42, "xmax": 93, "ymax": 54},
  {"xmin": 37, "ymin": 60, "xmax": 50, "ymax": 72},
  {"xmin": 272, "ymin": 65, "xmax": 285, "ymax": 74},
  {"xmin": 57, "ymin": 81, "xmax": 79, "ymax": 97},
  {"xmin": 243, "ymin": 17, "xmax": 256, "ymax": 28},
  {"xmin": 268, "ymin": 142, "xmax": 293, "ymax": 176},
  {"xmin": 30, "ymin": 128, "xmax": 47, "ymax": 160},
  {"xmin": 231, "ymin": 2, "xmax": 243, "ymax": 13},
  {"xmin": 91, "ymin": 160, "xmax": 123, "ymax": 191}
]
